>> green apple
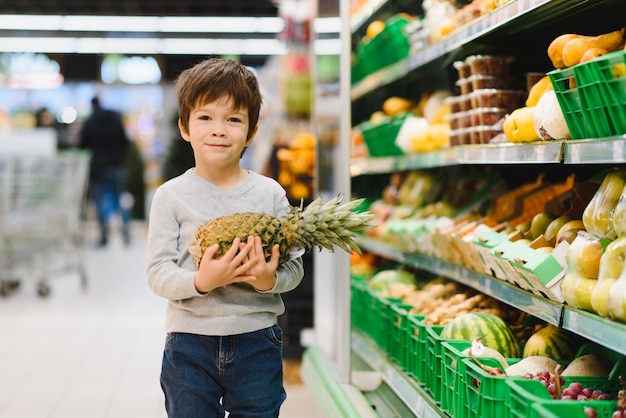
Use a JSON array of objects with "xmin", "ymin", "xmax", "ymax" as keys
[
  {"xmin": 544, "ymin": 215, "xmax": 573, "ymax": 246},
  {"xmin": 530, "ymin": 212, "xmax": 557, "ymax": 240}
]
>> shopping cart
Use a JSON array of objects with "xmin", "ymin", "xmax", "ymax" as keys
[{"xmin": 0, "ymin": 151, "xmax": 91, "ymax": 297}]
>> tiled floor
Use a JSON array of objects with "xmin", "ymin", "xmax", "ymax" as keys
[{"xmin": 0, "ymin": 222, "xmax": 324, "ymax": 418}]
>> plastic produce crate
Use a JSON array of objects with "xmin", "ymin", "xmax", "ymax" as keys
[
  {"xmin": 407, "ymin": 314, "xmax": 426, "ymax": 382},
  {"xmin": 390, "ymin": 302, "xmax": 414, "ymax": 371},
  {"xmin": 531, "ymin": 400, "xmax": 619, "ymax": 418},
  {"xmin": 409, "ymin": 317, "xmax": 445, "ymax": 393},
  {"xmin": 378, "ymin": 296, "xmax": 403, "ymax": 354},
  {"xmin": 358, "ymin": 115, "xmax": 407, "ymax": 157},
  {"xmin": 426, "ymin": 324, "xmax": 446, "ymax": 403},
  {"xmin": 440, "ymin": 339, "xmax": 472, "ymax": 417},
  {"xmin": 549, "ymin": 50, "xmax": 626, "ymax": 139},
  {"xmin": 506, "ymin": 378, "xmax": 618, "ymax": 418},
  {"xmin": 459, "ymin": 356, "xmax": 518, "ymax": 418},
  {"xmin": 350, "ymin": 277, "xmax": 369, "ymax": 332},
  {"xmin": 506, "ymin": 343, "xmax": 626, "ymax": 418}
]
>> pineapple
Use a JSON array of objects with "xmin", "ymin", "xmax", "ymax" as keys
[{"xmin": 189, "ymin": 195, "xmax": 375, "ymax": 267}]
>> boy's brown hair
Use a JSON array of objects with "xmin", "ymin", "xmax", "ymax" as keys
[{"xmin": 175, "ymin": 58, "xmax": 262, "ymax": 140}]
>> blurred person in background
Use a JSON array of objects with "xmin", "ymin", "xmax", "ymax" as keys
[{"xmin": 79, "ymin": 96, "xmax": 131, "ymax": 247}]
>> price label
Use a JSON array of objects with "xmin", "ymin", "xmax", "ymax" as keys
[{"xmin": 613, "ymin": 140, "xmax": 624, "ymax": 162}]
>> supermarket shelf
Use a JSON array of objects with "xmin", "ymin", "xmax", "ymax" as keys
[
  {"xmin": 561, "ymin": 306, "xmax": 626, "ymax": 357},
  {"xmin": 301, "ymin": 347, "xmax": 377, "ymax": 418},
  {"xmin": 456, "ymin": 141, "xmax": 563, "ymax": 165},
  {"xmin": 351, "ymin": 330, "xmax": 446, "ymax": 418},
  {"xmin": 564, "ymin": 137, "xmax": 626, "ymax": 164},
  {"xmin": 350, "ymin": 0, "xmax": 579, "ymax": 100},
  {"xmin": 357, "ymin": 235, "xmax": 563, "ymax": 325},
  {"xmin": 350, "ymin": 137, "xmax": 626, "ymax": 176},
  {"xmin": 357, "ymin": 235, "xmax": 626, "ymax": 357}
]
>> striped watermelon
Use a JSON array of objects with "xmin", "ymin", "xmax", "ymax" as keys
[
  {"xmin": 440, "ymin": 312, "xmax": 521, "ymax": 358},
  {"xmin": 522, "ymin": 324, "xmax": 582, "ymax": 360}
]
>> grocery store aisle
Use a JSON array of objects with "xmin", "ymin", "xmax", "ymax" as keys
[{"xmin": 0, "ymin": 221, "xmax": 324, "ymax": 418}]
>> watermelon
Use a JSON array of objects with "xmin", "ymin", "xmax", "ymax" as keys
[
  {"xmin": 367, "ymin": 269, "xmax": 416, "ymax": 292},
  {"xmin": 522, "ymin": 324, "xmax": 582, "ymax": 360},
  {"xmin": 440, "ymin": 311, "xmax": 521, "ymax": 358}
]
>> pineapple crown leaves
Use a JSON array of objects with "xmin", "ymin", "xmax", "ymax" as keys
[{"xmin": 286, "ymin": 194, "xmax": 375, "ymax": 256}]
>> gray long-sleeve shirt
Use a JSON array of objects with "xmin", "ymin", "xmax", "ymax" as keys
[{"xmin": 146, "ymin": 168, "xmax": 304, "ymax": 336}]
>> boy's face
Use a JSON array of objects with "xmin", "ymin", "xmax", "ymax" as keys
[{"xmin": 179, "ymin": 96, "xmax": 257, "ymax": 176}]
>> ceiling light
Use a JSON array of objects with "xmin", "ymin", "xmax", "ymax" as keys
[{"xmin": 0, "ymin": 36, "xmax": 289, "ymax": 55}]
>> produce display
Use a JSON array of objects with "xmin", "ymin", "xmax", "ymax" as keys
[{"xmin": 349, "ymin": 2, "xmax": 626, "ymax": 417}]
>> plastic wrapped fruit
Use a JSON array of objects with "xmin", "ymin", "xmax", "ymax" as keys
[
  {"xmin": 582, "ymin": 169, "xmax": 626, "ymax": 240},
  {"xmin": 561, "ymin": 231, "xmax": 606, "ymax": 312},
  {"xmin": 591, "ymin": 236, "xmax": 626, "ymax": 317},
  {"xmin": 612, "ymin": 192, "xmax": 626, "ymax": 238}
]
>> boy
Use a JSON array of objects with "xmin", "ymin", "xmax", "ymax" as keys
[{"xmin": 146, "ymin": 58, "xmax": 304, "ymax": 417}]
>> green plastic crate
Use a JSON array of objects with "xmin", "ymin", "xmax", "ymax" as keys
[
  {"xmin": 426, "ymin": 324, "xmax": 446, "ymax": 403},
  {"xmin": 506, "ymin": 378, "xmax": 617, "ymax": 418},
  {"xmin": 410, "ymin": 317, "xmax": 445, "ymax": 393},
  {"xmin": 440, "ymin": 339, "xmax": 472, "ymax": 417},
  {"xmin": 531, "ymin": 400, "xmax": 619, "ymax": 418},
  {"xmin": 549, "ymin": 50, "xmax": 626, "ymax": 139},
  {"xmin": 549, "ymin": 66, "xmax": 591, "ymax": 139},
  {"xmin": 507, "ymin": 343, "xmax": 626, "ymax": 418},
  {"xmin": 378, "ymin": 296, "xmax": 403, "ymax": 354},
  {"xmin": 359, "ymin": 115, "xmax": 406, "ymax": 157},
  {"xmin": 407, "ymin": 314, "xmax": 426, "ymax": 382},
  {"xmin": 459, "ymin": 356, "xmax": 517, "ymax": 418},
  {"xmin": 390, "ymin": 302, "xmax": 414, "ymax": 371}
]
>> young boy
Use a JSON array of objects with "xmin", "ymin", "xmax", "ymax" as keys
[{"xmin": 146, "ymin": 58, "xmax": 304, "ymax": 417}]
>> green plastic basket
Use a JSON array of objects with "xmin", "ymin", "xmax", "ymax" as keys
[
  {"xmin": 549, "ymin": 50, "xmax": 626, "ymax": 139},
  {"xmin": 507, "ymin": 343, "xmax": 626, "ymax": 418},
  {"xmin": 506, "ymin": 378, "xmax": 617, "ymax": 418},
  {"xmin": 407, "ymin": 314, "xmax": 426, "ymax": 382},
  {"xmin": 426, "ymin": 324, "xmax": 446, "ymax": 403},
  {"xmin": 440, "ymin": 339, "xmax": 472, "ymax": 417},
  {"xmin": 458, "ymin": 356, "xmax": 518, "ymax": 418},
  {"xmin": 359, "ymin": 115, "xmax": 406, "ymax": 157},
  {"xmin": 378, "ymin": 296, "xmax": 403, "ymax": 354},
  {"xmin": 390, "ymin": 302, "xmax": 414, "ymax": 370},
  {"xmin": 548, "ymin": 66, "xmax": 593, "ymax": 139},
  {"xmin": 531, "ymin": 400, "xmax": 619, "ymax": 418}
]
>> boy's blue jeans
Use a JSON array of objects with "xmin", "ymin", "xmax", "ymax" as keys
[{"xmin": 160, "ymin": 326, "xmax": 286, "ymax": 418}]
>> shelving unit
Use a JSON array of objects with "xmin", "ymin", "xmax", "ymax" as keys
[{"xmin": 302, "ymin": 0, "xmax": 626, "ymax": 416}]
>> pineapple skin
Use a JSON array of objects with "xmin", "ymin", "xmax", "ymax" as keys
[
  {"xmin": 190, "ymin": 212, "xmax": 295, "ymax": 268},
  {"xmin": 190, "ymin": 195, "xmax": 375, "ymax": 268}
]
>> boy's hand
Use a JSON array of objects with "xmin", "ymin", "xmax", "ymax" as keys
[
  {"xmin": 240, "ymin": 236, "xmax": 279, "ymax": 291},
  {"xmin": 194, "ymin": 237, "xmax": 258, "ymax": 293}
]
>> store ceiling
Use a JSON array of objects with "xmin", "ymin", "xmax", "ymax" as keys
[{"xmin": 0, "ymin": 0, "xmax": 280, "ymax": 17}]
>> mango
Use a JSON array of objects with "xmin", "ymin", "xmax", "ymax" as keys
[
  {"xmin": 580, "ymin": 47, "xmax": 609, "ymax": 63},
  {"xmin": 562, "ymin": 28, "xmax": 625, "ymax": 68},
  {"xmin": 525, "ymin": 75, "xmax": 553, "ymax": 107},
  {"xmin": 503, "ymin": 107, "xmax": 540, "ymax": 143},
  {"xmin": 382, "ymin": 96, "xmax": 415, "ymax": 117},
  {"xmin": 548, "ymin": 34, "xmax": 581, "ymax": 68}
]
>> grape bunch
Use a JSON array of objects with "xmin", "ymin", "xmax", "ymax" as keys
[
  {"xmin": 521, "ymin": 369, "xmax": 611, "ymax": 401},
  {"xmin": 610, "ymin": 376, "xmax": 626, "ymax": 418}
]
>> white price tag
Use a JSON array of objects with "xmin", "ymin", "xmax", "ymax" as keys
[{"xmin": 613, "ymin": 140, "xmax": 624, "ymax": 162}]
